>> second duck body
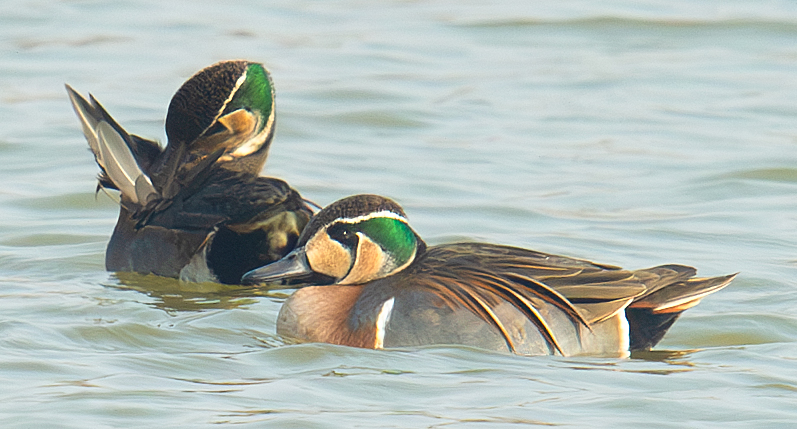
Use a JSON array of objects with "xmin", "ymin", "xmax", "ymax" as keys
[{"xmin": 67, "ymin": 60, "xmax": 313, "ymax": 284}]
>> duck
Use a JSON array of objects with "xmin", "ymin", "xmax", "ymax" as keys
[
  {"xmin": 66, "ymin": 60, "xmax": 313, "ymax": 284},
  {"xmin": 241, "ymin": 194, "xmax": 735, "ymax": 357}
]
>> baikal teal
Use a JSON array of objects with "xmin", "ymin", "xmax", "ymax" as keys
[
  {"xmin": 66, "ymin": 60, "xmax": 313, "ymax": 285},
  {"xmin": 243, "ymin": 194, "xmax": 736, "ymax": 357}
]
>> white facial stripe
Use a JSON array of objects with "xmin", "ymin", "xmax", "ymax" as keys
[
  {"xmin": 199, "ymin": 68, "xmax": 249, "ymax": 140},
  {"xmin": 226, "ymin": 67, "xmax": 276, "ymax": 158},
  {"xmin": 228, "ymin": 107, "xmax": 273, "ymax": 157},
  {"xmin": 374, "ymin": 297, "xmax": 395, "ymax": 349},
  {"xmin": 221, "ymin": 70, "xmax": 248, "ymax": 115},
  {"xmin": 336, "ymin": 210, "xmax": 408, "ymax": 225}
]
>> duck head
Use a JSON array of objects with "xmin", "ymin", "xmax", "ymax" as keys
[
  {"xmin": 165, "ymin": 60, "xmax": 276, "ymax": 174},
  {"xmin": 242, "ymin": 194, "xmax": 426, "ymax": 286}
]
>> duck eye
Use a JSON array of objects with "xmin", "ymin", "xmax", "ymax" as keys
[{"xmin": 327, "ymin": 223, "xmax": 358, "ymax": 248}]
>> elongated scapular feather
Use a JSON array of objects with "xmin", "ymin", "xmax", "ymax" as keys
[
  {"xmin": 65, "ymin": 85, "xmax": 103, "ymax": 168},
  {"xmin": 96, "ymin": 122, "xmax": 157, "ymax": 205}
]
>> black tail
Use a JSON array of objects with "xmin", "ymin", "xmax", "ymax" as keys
[
  {"xmin": 626, "ymin": 308, "xmax": 682, "ymax": 351},
  {"xmin": 627, "ymin": 273, "xmax": 736, "ymax": 351}
]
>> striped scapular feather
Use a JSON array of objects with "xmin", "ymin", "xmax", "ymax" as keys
[{"xmin": 391, "ymin": 242, "xmax": 732, "ymax": 354}]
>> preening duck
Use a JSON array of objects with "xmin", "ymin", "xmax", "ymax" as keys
[{"xmin": 67, "ymin": 60, "xmax": 312, "ymax": 284}]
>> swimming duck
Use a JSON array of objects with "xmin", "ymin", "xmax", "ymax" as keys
[
  {"xmin": 242, "ymin": 194, "xmax": 735, "ymax": 357},
  {"xmin": 67, "ymin": 60, "xmax": 313, "ymax": 284}
]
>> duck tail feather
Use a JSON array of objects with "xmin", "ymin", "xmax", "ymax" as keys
[
  {"xmin": 632, "ymin": 273, "xmax": 736, "ymax": 314},
  {"xmin": 627, "ymin": 273, "xmax": 736, "ymax": 350}
]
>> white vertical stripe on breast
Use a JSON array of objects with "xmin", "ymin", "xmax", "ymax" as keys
[
  {"xmin": 374, "ymin": 297, "xmax": 396, "ymax": 349},
  {"xmin": 617, "ymin": 312, "xmax": 630, "ymax": 358}
]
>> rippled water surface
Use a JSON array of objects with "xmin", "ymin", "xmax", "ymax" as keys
[{"xmin": 2, "ymin": 0, "xmax": 797, "ymax": 427}]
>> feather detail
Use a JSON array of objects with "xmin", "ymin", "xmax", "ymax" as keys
[
  {"xmin": 436, "ymin": 279, "xmax": 515, "ymax": 353},
  {"xmin": 632, "ymin": 273, "xmax": 737, "ymax": 313},
  {"xmin": 96, "ymin": 122, "xmax": 157, "ymax": 205},
  {"xmin": 395, "ymin": 242, "xmax": 732, "ymax": 354},
  {"xmin": 66, "ymin": 84, "xmax": 160, "ymax": 205},
  {"xmin": 65, "ymin": 84, "xmax": 102, "ymax": 163}
]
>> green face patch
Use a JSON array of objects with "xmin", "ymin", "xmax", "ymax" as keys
[
  {"xmin": 228, "ymin": 63, "xmax": 274, "ymax": 123},
  {"xmin": 356, "ymin": 217, "xmax": 417, "ymax": 266}
]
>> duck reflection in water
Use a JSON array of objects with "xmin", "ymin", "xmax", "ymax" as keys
[{"xmin": 111, "ymin": 271, "xmax": 288, "ymax": 313}]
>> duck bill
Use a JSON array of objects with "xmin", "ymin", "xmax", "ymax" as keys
[{"xmin": 241, "ymin": 248, "xmax": 315, "ymax": 286}]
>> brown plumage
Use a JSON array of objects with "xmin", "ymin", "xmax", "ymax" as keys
[{"xmin": 245, "ymin": 194, "xmax": 735, "ymax": 356}]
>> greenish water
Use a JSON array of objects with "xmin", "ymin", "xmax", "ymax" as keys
[{"xmin": 2, "ymin": 0, "xmax": 797, "ymax": 427}]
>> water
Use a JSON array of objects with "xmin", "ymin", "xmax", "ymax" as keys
[{"xmin": 2, "ymin": 0, "xmax": 797, "ymax": 427}]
